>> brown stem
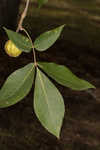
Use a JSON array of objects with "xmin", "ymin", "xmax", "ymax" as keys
[
  {"xmin": 16, "ymin": 0, "xmax": 30, "ymax": 32},
  {"xmin": 16, "ymin": 0, "xmax": 37, "ymax": 66},
  {"xmin": 21, "ymin": 28, "xmax": 37, "ymax": 66}
]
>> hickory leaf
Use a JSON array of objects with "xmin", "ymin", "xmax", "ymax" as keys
[
  {"xmin": 34, "ymin": 68, "xmax": 65, "ymax": 138},
  {"xmin": 4, "ymin": 27, "xmax": 32, "ymax": 53},
  {"xmin": 38, "ymin": 62, "xmax": 95, "ymax": 90},
  {"xmin": 34, "ymin": 25, "xmax": 65, "ymax": 51},
  {"xmin": 0, "ymin": 63, "xmax": 35, "ymax": 108}
]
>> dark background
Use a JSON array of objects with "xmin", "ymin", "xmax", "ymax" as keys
[{"xmin": 0, "ymin": 0, "xmax": 100, "ymax": 149}]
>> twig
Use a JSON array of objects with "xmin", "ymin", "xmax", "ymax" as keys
[
  {"xmin": 16, "ymin": 0, "xmax": 37, "ymax": 65},
  {"xmin": 21, "ymin": 27, "xmax": 37, "ymax": 66},
  {"xmin": 16, "ymin": 0, "xmax": 30, "ymax": 32}
]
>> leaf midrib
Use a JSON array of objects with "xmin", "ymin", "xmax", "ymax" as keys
[
  {"xmin": 38, "ymin": 63, "xmax": 91, "ymax": 89},
  {"xmin": 1, "ymin": 64, "xmax": 34, "ymax": 101},
  {"xmin": 38, "ymin": 69, "xmax": 55, "ymax": 128}
]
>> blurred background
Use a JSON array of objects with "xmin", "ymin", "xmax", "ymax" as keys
[{"xmin": 0, "ymin": 0, "xmax": 100, "ymax": 150}]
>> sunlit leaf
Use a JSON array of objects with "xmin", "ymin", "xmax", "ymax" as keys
[
  {"xmin": 34, "ymin": 25, "xmax": 65, "ymax": 51},
  {"xmin": 38, "ymin": 62, "xmax": 95, "ymax": 90},
  {"xmin": 0, "ymin": 63, "xmax": 35, "ymax": 108},
  {"xmin": 4, "ymin": 27, "xmax": 32, "ymax": 53},
  {"xmin": 34, "ymin": 68, "xmax": 65, "ymax": 138}
]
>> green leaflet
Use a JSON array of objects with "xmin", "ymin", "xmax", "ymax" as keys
[
  {"xmin": 0, "ymin": 63, "xmax": 35, "ymax": 108},
  {"xmin": 34, "ymin": 68, "xmax": 65, "ymax": 138},
  {"xmin": 4, "ymin": 28, "xmax": 32, "ymax": 53},
  {"xmin": 34, "ymin": 25, "xmax": 65, "ymax": 51},
  {"xmin": 38, "ymin": 62, "xmax": 95, "ymax": 90}
]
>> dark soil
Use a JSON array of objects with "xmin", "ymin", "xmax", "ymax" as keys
[{"xmin": 0, "ymin": 1, "xmax": 100, "ymax": 149}]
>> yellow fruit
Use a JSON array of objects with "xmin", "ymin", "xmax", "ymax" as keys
[{"xmin": 5, "ymin": 40, "xmax": 22, "ymax": 57}]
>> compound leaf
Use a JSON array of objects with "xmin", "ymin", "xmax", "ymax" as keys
[
  {"xmin": 38, "ymin": 62, "xmax": 95, "ymax": 90},
  {"xmin": 34, "ymin": 25, "xmax": 65, "ymax": 51},
  {"xmin": 0, "ymin": 63, "xmax": 35, "ymax": 108},
  {"xmin": 4, "ymin": 27, "xmax": 32, "ymax": 53},
  {"xmin": 34, "ymin": 68, "xmax": 65, "ymax": 138}
]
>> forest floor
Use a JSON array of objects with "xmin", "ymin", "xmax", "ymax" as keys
[{"xmin": 0, "ymin": 1, "xmax": 100, "ymax": 150}]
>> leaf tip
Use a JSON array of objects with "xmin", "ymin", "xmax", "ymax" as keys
[
  {"xmin": 60, "ymin": 24, "xmax": 66, "ymax": 29},
  {"xmin": 83, "ymin": 81, "xmax": 96, "ymax": 90},
  {"xmin": 90, "ymin": 85, "xmax": 96, "ymax": 89}
]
